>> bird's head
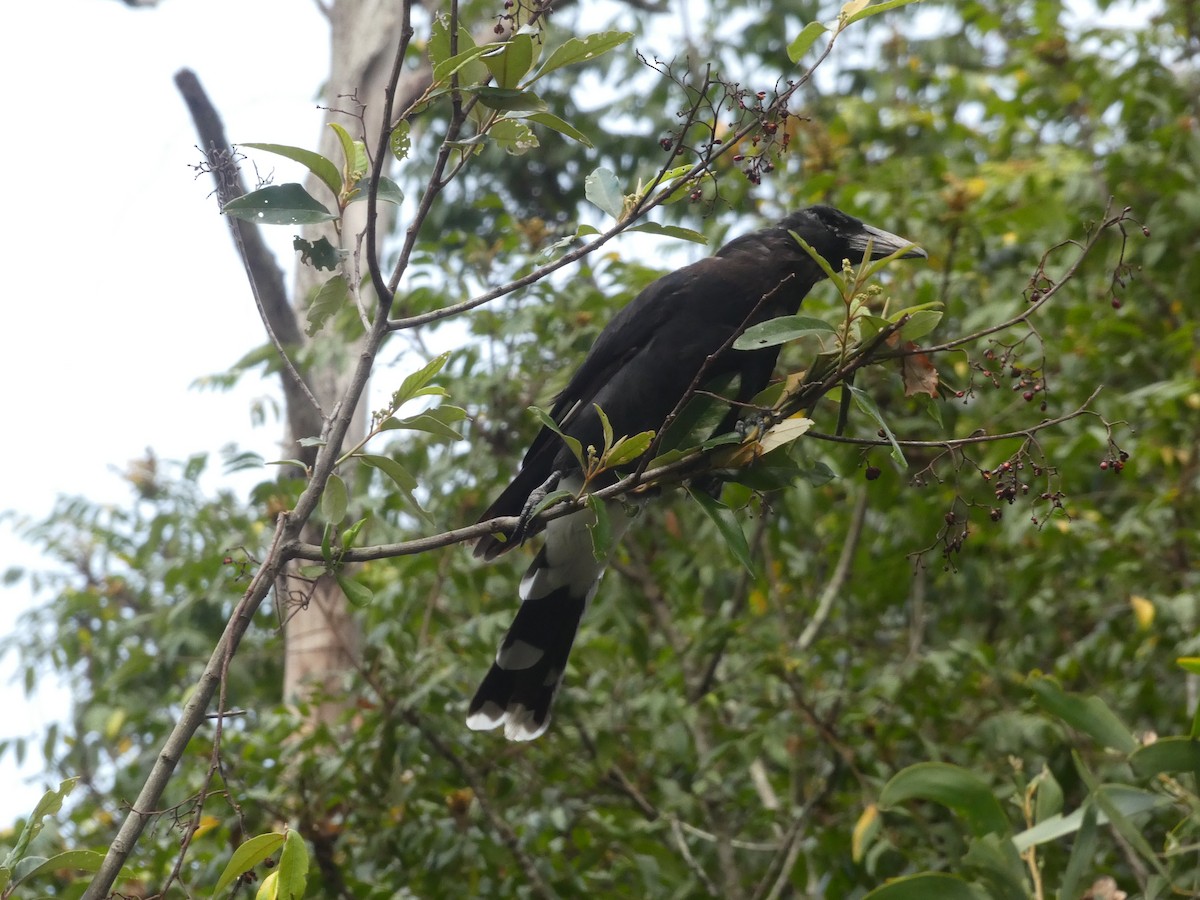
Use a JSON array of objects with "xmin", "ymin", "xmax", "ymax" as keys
[{"xmin": 781, "ymin": 205, "xmax": 927, "ymax": 268}]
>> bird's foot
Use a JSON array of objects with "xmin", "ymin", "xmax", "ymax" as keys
[
  {"xmin": 512, "ymin": 469, "xmax": 566, "ymax": 545},
  {"xmin": 735, "ymin": 411, "xmax": 777, "ymax": 443}
]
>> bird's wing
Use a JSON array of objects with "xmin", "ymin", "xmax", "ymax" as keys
[{"xmin": 474, "ymin": 260, "xmax": 724, "ymax": 556}]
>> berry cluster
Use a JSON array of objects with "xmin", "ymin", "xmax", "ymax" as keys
[
  {"xmin": 1099, "ymin": 449, "xmax": 1129, "ymax": 473},
  {"xmin": 730, "ymin": 89, "xmax": 793, "ymax": 185}
]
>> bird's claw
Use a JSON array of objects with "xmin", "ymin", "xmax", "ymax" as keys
[
  {"xmin": 512, "ymin": 469, "xmax": 565, "ymax": 546},
  {"xmin": 735, "ymin": 411, "xmax": 776, "ymax": 443}
]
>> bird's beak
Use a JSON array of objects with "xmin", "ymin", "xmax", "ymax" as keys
[{"xmin": 849, "ymin": 222, "xmax": 928, "ymax": 260}]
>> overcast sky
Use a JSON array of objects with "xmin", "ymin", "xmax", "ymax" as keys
[{"xmin": 0, "ymin": 0, "xmax": 328, "ymax": 821}]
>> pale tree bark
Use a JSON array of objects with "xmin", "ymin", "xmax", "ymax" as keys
[{"xmin": 279, "ymin": 0, "xmax": 407, "ymax": 731}]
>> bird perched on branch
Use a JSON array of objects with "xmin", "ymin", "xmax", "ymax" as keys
[{"xmin": 468, "ymin": 204, "xmax": 926, "ymax": 740}]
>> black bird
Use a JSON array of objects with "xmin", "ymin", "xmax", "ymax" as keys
[{"xmin": 468, "ymin": 205, "xmax": 926, "ymax": 740}]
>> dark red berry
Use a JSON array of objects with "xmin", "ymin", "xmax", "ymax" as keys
[
  {"xmin": 865, "ymin": 465, "xmax": 881, "ymax": 481},
  {"xmin": 1112, "ymin": 298, "xmax": 1122, "ymax": 309},
  {"xmin": 1023, "ymin": 391, "xmax": 1034, "ymax": 401},
  {"xmin": 1100, "ymin": 460, "xmax": 1109, "ymax": 471},
  {"xmin": 990, "ymin": 508, "xmax": 1002, "ymax": 522}
]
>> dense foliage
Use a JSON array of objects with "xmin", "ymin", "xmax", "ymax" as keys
[{"xmin": 3, "ymin": 0, "xmax": 1199, "ymax": 897}]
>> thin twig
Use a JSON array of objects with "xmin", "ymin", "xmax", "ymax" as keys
[{"xmin": 795, "ymin": 487, "xmax": 869, "ymax": 651}]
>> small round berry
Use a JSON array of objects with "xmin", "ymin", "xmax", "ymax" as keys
[{"xmin": 865, "ymin": 465, "xmax": 881, "ymax": 481}]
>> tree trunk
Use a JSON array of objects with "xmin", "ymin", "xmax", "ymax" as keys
[{"xmin": 281, "ymin": 0, "xmax": 407, "ymax": 726}]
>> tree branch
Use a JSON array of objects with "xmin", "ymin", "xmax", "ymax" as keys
[{"xmin": 174, "ymin": 68, "xmax": 325, "ymax": 446}]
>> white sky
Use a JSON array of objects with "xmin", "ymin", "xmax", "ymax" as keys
[{"xmin": 0, "ymin": 0, "xmax": 327, "ymax": 821}]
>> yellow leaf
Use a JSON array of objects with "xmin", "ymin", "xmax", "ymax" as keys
[
  {"xmin": 193, "ymin": 815, "xmax": 222, "ymax": 840},
  {"xmin": 1177, "ymin": 657, "xmax": 1200, "ymax": 675},
  {"xmin": 748, "ymin": 589, "xmax": 768, "ymax": 615},
  {"xmin": 1129, "ymin": 595, "xmax": 1155, "ymax": 630},
  {"xmin": 840, "ymin": 0, "xmax": 871, "ymax": 21},
  {"xmin": 852, "ymin": 804, "xmax": 880, "ymax": 862}
]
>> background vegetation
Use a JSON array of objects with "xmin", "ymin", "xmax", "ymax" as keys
[{"xmin": 2, "ymin": 0, "xmax": 1198, "ymax": 897}]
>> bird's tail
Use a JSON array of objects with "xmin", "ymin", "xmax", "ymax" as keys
[{"xmin": 467, "ymin": 493, "xmax": 629, "ymax": 740}]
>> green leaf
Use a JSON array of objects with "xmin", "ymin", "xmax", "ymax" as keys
[
  {"xmin": 527, "ymin": 489, "xmax": 576, "ymax": 520},
  {"xmin": 1091, "ymin": 782, "xmax": 1170, "ymax": 878},
  {"xmin": 347, "ymin": 175, "xmax": 404, "ymax": 206},
  {"xmin": 529, "ymin": 406, "xmax": 584, "ymax": 467},
  {"xmin": 734, "ymin": 315, "xmax": 837, "ymax": 350},
  {"xmin": 223, "ymin": 184, "xmax": 337, "ymax": 225},
  {"xmin": 864, "ymin": 873, "xmax": 982, "ymax": 900},
  {"xmin": 605, "ymin": 431, "xmax": 655, "ymax": 467},
  {"xmin": 276, "ymin": 829, "xmax": 309, "ymax": 899},
  {"xmin": 531, "ymin": 31, "xmax": 633, "ymax": 83},
  {"xmin": 1130, "ymin": 736, "xmax": 1200, "ymax": 778},
  {"xmin": 586, "ymin": 494, "xmax": 612, "ymax": 561},
  {"xmin": 523, "ymin": 112, "xmax": 593, "ymax": 147},
  {"xmin": 595, "ymin": 404, "xmax": 615, "ymax": 452},
  {"xmin": 482, "ymin": 33, "xmax": 534, "ymax": 89},
  {"xmin": 1010, "ymin": 784, "xmax": 1170, "ymax": 852},
  {"xmin": 585, "ymin": 167, "xmax": 624, "ymax": 219},
  {"xmin": 239, "ymin": 143, "xmax": 342, "ymax": 199},
  {"xmin": 474, "ymin": 86, "xmax": 547, "ymax": 112},
  {"xmin": 787, "ymin": 21, "xmax": 828, "ymax": 63},
  {"xmin": 844, "ymin": 0, "xmax": 921, "ymax": 28},
  {"xmin": 879, "ymin": 762, "xmax": 1010, "ymax": 837},
  {"xmin": 1057, "ymin": 799, "xmax": 1097, "ymax": 900},
  {"xmin": 293, "ymin": 236, "xmax": 343, "ymax": 271},
  {"xmin": 392, "ymin": 352, "xmax": 451, "ymax": 408},
  {"xmin": 11, "ymin": 849, "xmax": 104, "ymax": 883},
  {"xmin": 328, "ymin": 122, "xmax": 364, "ymax": 182},
  {"xmin": 857, "ymin": 313, "xmax": 890, "ymax": 342},
  {"xmin": 2, "ymin": 779, "xmax": 77, "ymax": 869},
  {"xmin": 961, "ymin": 834, "xmax": 1028, "ymax": 900},
  {"xmin": 1026, "ymin": 674, "xmax": 1138, "ymax": 753},
  {"xmin": 490, "ymin": 119, "xmax": 540, "ymax": 156},
  {"xmin": 305, "ymin": 274, "xmax": 349, "ymax": 337},
  {"xmin": 389, "ymin": 121, "xmax": 411, "ymax": 160},
  {"xmin": 790, "ymin": 231, "xmax": 845, "ymax": 289},
  {"xmin": 394, "ymin": 413, "xmax": 463, "ymax": 442},
  {"xmin": 688, "ymin": 489, "xmax": 756, "ymax": 576},
  {"xmin": 850, "ymin": 386, "xmax": 907, "ymax": 467},
  {"xmin": 1032, "ymin": 766, "xmax": 1063, "ymax": 823},
  {"xmin": 429, "ymin": 17, "xmax": 488, "ymax": 87},
  {"xmin": 321, "ymin": 474, "xmax": 348, "ymax": 524},
  {"xmin": 897, "ymin": 309, "xmax": 943, "ymax": 341},
  {"xmin": 627, "ymin": 222, "xmax": 708, "ymax": 244},
  {"xmin": 337, "ymin": 574, "xmax": 373, "ymax": 608},
  {"xmin": 340, "ymin": 516, "xmax": 367, "ymax": 549},
  {"xmin": 359, "ymin": 454, "xmax": 417, "ymax": 492},
  {"xmin": 320, "ymin": 522, "xmax": 333, "ymax": 564},
  {"xmin": 214, "ymin": 832, "xmax": 286, "ymax": 894},
  {"xmin": 433, "ymin": 44, "xmax": 493, "ymax": 83}
]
